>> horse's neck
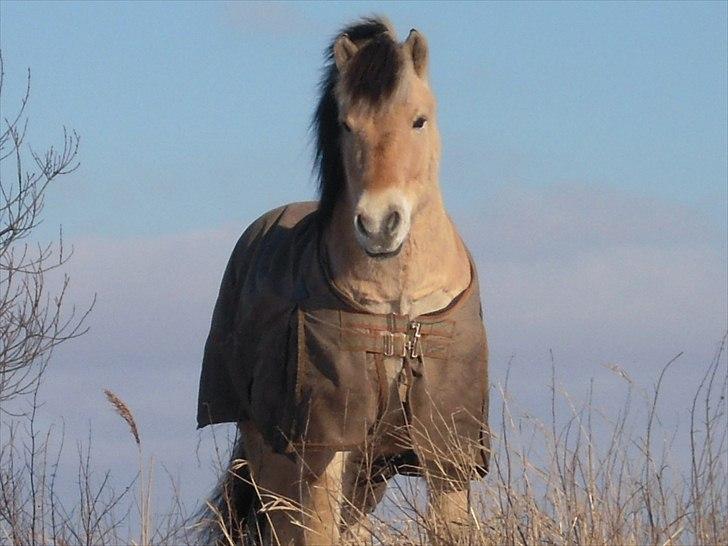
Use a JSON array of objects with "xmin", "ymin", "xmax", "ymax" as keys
[{"xmin": 324, "ymin": 197, "xmax": 471, "ymax": 316}]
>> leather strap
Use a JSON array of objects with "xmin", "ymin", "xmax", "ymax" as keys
[
  {"xmin": 340, "ymin": 329, "xmax": 450, "ymax": 360},
  {"xmin": 340, "ymin": 312, "xmax": 455, "ymax": 338}
]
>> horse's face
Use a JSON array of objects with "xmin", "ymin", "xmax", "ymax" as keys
[{"xmin": 334, "ymin": 30, "xmax": 440, "ymax": 258}]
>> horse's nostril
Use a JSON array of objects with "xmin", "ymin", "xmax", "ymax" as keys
[
  {"xmin": 385, "ymin": 210, "xmax": 401, "ymax": 234},
  {"xmin": 355, "ymin": 214, "xmax": 371, "ymax": 237}
]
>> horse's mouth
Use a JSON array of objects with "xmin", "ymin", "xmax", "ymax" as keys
[{"xmin": 365, "ymin": 243, "xmax": 404, "ymax": 260}]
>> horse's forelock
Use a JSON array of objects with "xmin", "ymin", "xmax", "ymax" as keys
[{"xmin": 342, "ymin": 35, "xmax": 402, "ymax": 106}]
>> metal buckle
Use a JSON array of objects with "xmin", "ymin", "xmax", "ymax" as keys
[
  {"xmin": 408, "ymin": 321, "xmax": 422, "ymax": 358},
  {"xmin": 383, "ymin": 332, "xmax": 394, "ymax": 357},
  {"xmin": 383, "ymin": 321, "xmax": 422, "ymax": 358}
]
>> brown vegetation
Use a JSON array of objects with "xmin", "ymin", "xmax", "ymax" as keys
[{"xmin": 2, "ymin": 342, "xmax": 725, "ymax": 545}]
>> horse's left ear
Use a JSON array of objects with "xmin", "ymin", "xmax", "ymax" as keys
[
  {"xmin": 404, "ymin": 29, "xmax": 428, "ymax": 78},
  {"xmin": 334, "ymin": 34, "xmax": 359, "ymax": 72}
]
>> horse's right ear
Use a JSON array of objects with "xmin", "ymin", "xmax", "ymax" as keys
[{"xmin": 333, "ymin": 34, "xmax": 358, "ymax": 72}]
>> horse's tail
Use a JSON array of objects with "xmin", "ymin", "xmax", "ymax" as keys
[{"xmin": 197, "ymin": 434, "xmax": 263, "ymax": 545}]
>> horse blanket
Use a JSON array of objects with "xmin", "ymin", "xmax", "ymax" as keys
[{"xmin": 197, "ymin": 202, "xmax": 489, "ymax": 476}]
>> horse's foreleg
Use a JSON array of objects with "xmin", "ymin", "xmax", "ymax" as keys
[
  {"xmin": 426, "ymin": 479, "xmax": 471, "ymax": 545},
  {"xmin": 339, "ymin": 450, "xmax": 388, "ymax": 542},
  {"xmin": 241, "ymin": 421, "xmax": 345, "ymax": 545},
  {"xmin": 299, "ymin": 450, "xmax": 345, "ymax": 546}
]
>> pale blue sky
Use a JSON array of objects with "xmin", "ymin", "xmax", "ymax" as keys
[
  {"xmin": 1, "ymin": 1, "xmax": 726, "ymax": 239},
  {"xmin": 1, "ymin": 1, "xmax": 726, "ymax": 527}
]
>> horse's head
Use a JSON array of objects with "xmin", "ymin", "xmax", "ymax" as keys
[{"xmin": 314, "ymin": 19, "xmax": 440, "ymax": 258}]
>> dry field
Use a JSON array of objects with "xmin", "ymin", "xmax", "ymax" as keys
[{"xmin": 1, "ymin": 339, "xmax": 725, "ymax": 546}]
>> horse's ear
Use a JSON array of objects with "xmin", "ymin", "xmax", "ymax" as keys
[
  {"xmin": 333, "ymin": 34, "xmax": 358, "ymax": 72},
  {"xmin": 404, "ymin": 29, "xmax": 428, "ymax": 78}
]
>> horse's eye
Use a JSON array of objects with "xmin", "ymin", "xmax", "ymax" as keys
[
  {"xmin": 341, "ymin": 121, "xmax": 352, "ymax": 133},
  {"xmin": 413, "ymin": 116, "xmax": 428, "ymax": 129}
]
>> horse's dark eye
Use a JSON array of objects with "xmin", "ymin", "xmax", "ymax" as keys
[
  {"xmin": 413, "ymin": 116, "xmax": 427, "ymax": 129},
  {"xmin": 341, "ymin": 121, "xmax": 352, "ymax": 133}
]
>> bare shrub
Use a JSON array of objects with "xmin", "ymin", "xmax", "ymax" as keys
[{"xmin": 0, "ymin": 51, "xmax": 93, "ymax": 407}]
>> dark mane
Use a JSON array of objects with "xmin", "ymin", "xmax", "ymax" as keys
[{"xmin": 312, "ymin": 17, "xmax": 401, "ymax": 225}]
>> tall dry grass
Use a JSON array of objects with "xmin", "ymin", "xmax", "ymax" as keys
[
  {"xmin": 1, "ymin": 339, "xmax": 726, "ymax": 545},
  {"xmin": 467, "ymin": 343, "xmax": 727, "ymax": 546}
]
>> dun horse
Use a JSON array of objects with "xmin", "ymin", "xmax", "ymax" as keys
[{"xmin": 198, "ymin": 17, "xmax": 489, "ymax": 545}]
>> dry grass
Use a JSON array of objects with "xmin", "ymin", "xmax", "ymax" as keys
[
  {"xmin": 1, "ymin": 339, "xmax": 726, "ymax": 545},
  {"xmin": 103, "ymin": 390, "xmax": 141, "ymax": 449}
]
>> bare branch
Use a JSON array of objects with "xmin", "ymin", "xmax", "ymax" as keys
[{"xmin": 0, "ymin": 52, "xmax": 91, "ymax": 407}]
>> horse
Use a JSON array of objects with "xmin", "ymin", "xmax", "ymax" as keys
[{"xmin": 197, "ymin": 17, "xmax": 489, "ymax": 545}]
